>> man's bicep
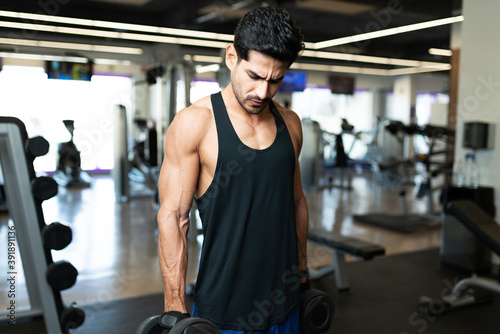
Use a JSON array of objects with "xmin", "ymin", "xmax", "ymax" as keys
[{"xmin": 158, "ymin": 121, "xmax": 200, "ymax": 217}]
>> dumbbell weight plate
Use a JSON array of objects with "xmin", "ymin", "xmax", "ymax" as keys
[
  {"xmin": 170, "ymin": 318, "xmax": 221, "ymax": 334},
  {"xmin": 300, "ymin": 289, "xmax": 335, "ymax": 334},
  {"xmin": 135, "ymin": 315, "xmax": 162, "ymax": 334}
]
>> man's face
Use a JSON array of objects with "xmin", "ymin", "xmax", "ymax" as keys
[{"xmin": 230, "ymin": 49, "xmax": 288, "ymax": 115}]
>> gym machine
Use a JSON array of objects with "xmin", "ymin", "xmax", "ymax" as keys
[
  {"xmin": 300, "ymin": 117, "xmax": 380, "ymax": 190},
  {"xmin": 135, "ymin": 289, "xmax": 335, "ymax": 334},
  {"xmin": 0, "ymin": 117, "xmax": 84, "ymax": 334},
  {"xmin": 113, "ymin": 105, "xmax": 159, "ymax": 201},
  {"xmin": 300, "ymin": 118, "xmax": 353, "ymax": 190},
  {"xmin": 419, "ymin": 200, "xmax": 500, "ymax": 315},
  {"xmin": 373, "ymin": 121, "xmax": 454, "ymax": 215},
  {"xmin": 128, "ymin": 118, "xmax": 159, "ymax": 189},
  {"xmin": 114, "ymin": 60, "xmax": 193, "ymax": 202},
  {"xmin": 52, "ymin": 120, "xmax": 91, "ymax": 188}
]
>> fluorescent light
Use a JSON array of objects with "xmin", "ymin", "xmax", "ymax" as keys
[
  {"xmin": 429, "ymin": 48, "xmax": 453, "ymax": 57},
  {"xmin": 0, "ymin": 10, "xmax": 234, "ymax": 42},
  {"xmin": 290, "ymin": 62, "xmax": 450, "ymax": 76},
  {"xmin": 0, "ymin": 37, "xmax": 143, "ymax": 54},
  {"xmin": 0, "ymin": 52, "xmax": 133, "ymax": 67},
  {"xmin": 301, "ymin": 50, "xmax": 447, "ymax": 68},
  {"xmin": 93, "ymin": 59, "xmax": 133, "ymax": 66},
  {"xmin": 0, "ymin": 20, "xmax": 229, "ymax": 49},
  {"xmin": 314, "ymin": 15, "xmax": 464, "ymax": 49},
  {"xmin": 195, "ymin": 64, "xmax": 221, "ymax": 73},
  {"xmin": 0, "ymin": 52, "xmax": 88, "ymax": 63},
  {"xmin": 291, "ymin": 62, "xmax": 388, "ymax": 75},
  {"xmin": 0, "ymin": 10, "xmax": 453, "ymax": 72},
  {"xmin": 389, "ymin": 64, "xmax": 452, "ymax": 76},
  {"xmin": 193, "ymin": 55, "xmax": 223, "ymax": 63}
]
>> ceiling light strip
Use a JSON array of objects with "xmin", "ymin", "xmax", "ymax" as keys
[
  {"xmin": 0, "ymin": 10, "xmax": 234, "ymax": 42},
  {"xmin": 0, "ymin": 20, "xmax": 229, "ymax": 49},
  {"xmin": 428, "ymin": 48, "xmax": 453, "ymax": 56},
  {"xmin": 0, "ymin": 37, "xmax": 143, "ymax": 54},
  {"xmin": 291, "ymin": 62, "xmax": 389, "ymax": 76},
  {"xmin": 0, "ymin": 51, "xmax": 88, "ymax": 63},
  {"xmin": 0, "ymin": 18, "xmax": 451, "ymax": 68},
  {"xmin": 290, "ymin": 62, "xmax": 450, "ymax": 76},
  {"xmin": 193, "ymin": 55, "xmax": 223, "ymax": 63},
  {"xmin": 301, "ymin": 50, "xmax": 447, "ymax": 67},
  {"xmin": 314, "ymin": 15, "xmax": 464, "ymax": 49},
  {"xmin": 389, "ymin": 64, "xmax": 452, "ymax": 76}
]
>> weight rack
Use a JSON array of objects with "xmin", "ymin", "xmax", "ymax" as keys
[{"xmin": 0, "ymin": 117, "xmax": 84, "ymax": 333}]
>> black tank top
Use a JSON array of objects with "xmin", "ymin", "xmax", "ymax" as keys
[{"xmin": 194, "ymin": 92, "xmax": 301, "ymax": 330}]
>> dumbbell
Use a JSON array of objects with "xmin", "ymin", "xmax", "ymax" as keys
[
  {"xmin": 46, "ymin": 260, "xmax": 78, "ymax": 291},
  {"xmin": 60, "ymin": 302, "xmax": 85, "ymax": 333},
  {"xmin": 42, "ymin": 222, "xmax": 73, "ymax": 251},
  {"xmin": 32, "ymin": 176, "xmax": 58, "ymax": 201},
  {"xmin": 300, "ymin": 289, "xmax": 335, "ymax": 334},
  {"xmin": 135, "ymin": 312, "xmax": 220, "ymax": 334},
  {"xmin": 25, "ymin": 136, "xmax": 50, "ymax": 158}
]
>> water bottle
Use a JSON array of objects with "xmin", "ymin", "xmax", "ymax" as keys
[
  {"xmin": 470, "ymin": 154, "xmax": 479, "ymax": 188},
  {"xmin": 463, "ymin": 153, "xmax": 472, "ymax": 187},
  {"xmin": 453, "ymin": 159, "xmax": 464, "ymax": 187}
]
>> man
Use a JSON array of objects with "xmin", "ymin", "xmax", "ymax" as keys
[{"xmin": 157, "ymin": 6, "xmax": 308, "ymax": 333}]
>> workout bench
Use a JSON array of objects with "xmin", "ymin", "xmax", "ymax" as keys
[
  {"xmin": 419, "ymin": 200, "xmax": 500, "ymax": 314},
  {"xmin": 308, "ymin": 228, "xmax": 386, "ymax": 290}
]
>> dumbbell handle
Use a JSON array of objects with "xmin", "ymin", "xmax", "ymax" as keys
[{"xmin": 160, "ymin": 311, "xmax": 190, "ymax": 329}]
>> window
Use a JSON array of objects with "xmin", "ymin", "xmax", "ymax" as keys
[{"xmin": 0, "ymin": 66, "xmax": 132, "ymax": 172}]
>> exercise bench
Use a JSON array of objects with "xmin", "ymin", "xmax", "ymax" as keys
[
  {"xmin": 419, "ymin": 200, "xmax": 500, "ymax": 314},
  {"xmin": 308, "ymin": 228, "xmax": 386, "ymax": 290}
]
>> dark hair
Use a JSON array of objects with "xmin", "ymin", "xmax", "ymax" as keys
[{"xmin": 233, "ymin": 6, "xmax": 305, "ymax": 66}]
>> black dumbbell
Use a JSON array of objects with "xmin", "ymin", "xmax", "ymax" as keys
[
  {"xmin": 46, "ymin": 260, "xmax": 78, "ymax": 291},
  {"xmin": 32, "ymin": 176, "xmax": 58, "ymax": 201},
  {"xmin": 60, "ymin": 302, "xmax": 85, "ymax": 333},
  {"xmin": 26, "ymin": 136, "xmax": 50, "ymax": 158},
  {"xmin": 300, "ymin": 289, "xmax": 335, "ymax": 334},
  {"xmin": 42, "ymin": 222, "xmax": 73, "ymax": 250},
  {"xmin": 135, "ymin": 312, "xmax": 220, "ymax": 334}
]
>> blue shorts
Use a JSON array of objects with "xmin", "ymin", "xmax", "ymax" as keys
[{"xmin": 191, "ymin": 303, "xmax": 300, "ymax": 334}]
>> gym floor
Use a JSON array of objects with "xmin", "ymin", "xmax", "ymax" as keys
[{"xmin": 0, "ymin": 172, "xmax": 441, "ymax": 323}]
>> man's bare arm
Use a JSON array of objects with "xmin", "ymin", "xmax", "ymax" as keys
[
  {"xmin": 292, "ymin": 123, "xmax": 309, "ymax": 276},
  {"xmin": 280, "ymin": 105, "xmax": 309, "ymax": 278},
  {"xmin": 157, "ymin": 108, "xmax": 204, "ymax": 312}
]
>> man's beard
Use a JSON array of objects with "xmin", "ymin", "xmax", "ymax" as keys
[
  {"xmin": 236, "ymin": 94, "xmax": 270, "ymax": 115},
  {"xmin": 231, "ymin": 78, "xmax": 270, "ymax": 115}
]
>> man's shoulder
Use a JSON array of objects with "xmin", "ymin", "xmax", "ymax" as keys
[
  {"xmin": 166, "ymin": 95, "xmax": 215, "ymax": 149},
  {"xmin": 173, "ymin": 96, "xmax": 214, "ymax": 128},
  {"xmin": 273, "ymin": 101, "xmax": 301, "ymax": 128}
]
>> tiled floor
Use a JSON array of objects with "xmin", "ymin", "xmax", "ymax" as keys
[{"xmin": 0, "ymin": 172, "xmax": 441, "ymax": 315}]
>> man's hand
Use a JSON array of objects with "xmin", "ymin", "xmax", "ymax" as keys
[
  {"xmin": 300, "ymin": 278, "xmax": 310, "ymax": 292},
  {"xmin": 159, "ymin": 311, "xmax": 191, "ymax": 333}
]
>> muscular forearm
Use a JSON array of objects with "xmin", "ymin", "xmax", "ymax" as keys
[
  {"xmin": 295, "ymin": 196, "xmax": 309, "ymax": 272},
  {"xmin": 158, "ymin": 207, "xmax": 190, "ymax": 313}
]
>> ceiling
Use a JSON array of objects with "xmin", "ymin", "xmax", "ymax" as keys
[{"xmin": 0, "ymin": 0, "xmax": 462, "ymax": 70}]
